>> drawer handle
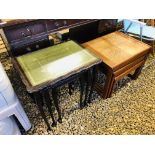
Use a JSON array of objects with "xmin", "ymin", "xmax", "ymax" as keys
[
  {"xmin": 26, "ymin": 47, "xmax": 31, "ymax": 52},
  {"xmin": 55, "ymin": 22, "xmax": 59, "ymax": 27},
  {"xmin": 26, "ymin": 27, "xmax": 32, "ymax": 35},
  {"xmin": 63, "ymin": 20, "xmax": 67, "ymax": 25},
  {"xmin": 36, "ymin": 44, "xmax": 40, "ymax": 49},
  {"xmin": 21, "ymin": 32, "xmax": 26, "ymax": 37}
]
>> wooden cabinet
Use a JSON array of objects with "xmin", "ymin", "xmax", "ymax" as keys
[
  {"xmin": 98, "ymin": 19, "xmax": 117, "ymax": 35},
  {"xmin": 1, "ymin": 19, "xmax": 117, "ymax": 56}
]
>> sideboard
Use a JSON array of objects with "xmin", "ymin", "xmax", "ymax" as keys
[{"xmin": 0, "ymin": 19, "xmax": 117, "ymax": 56}]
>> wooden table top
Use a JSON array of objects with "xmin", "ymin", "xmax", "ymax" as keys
[
  {"xmin": 16, "ymin": 40, "xmax": 101, "ymax": 92},
  {"xmin": 82, "ymin": 31, "xmax": 151, "ymax": 70}
]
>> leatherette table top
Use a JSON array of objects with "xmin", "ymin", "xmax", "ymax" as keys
[
  {"xmin": 82, "ymin": 31, "xmax": 151, "ymax": 71},
  {"xmin": 16, "ymin": 40, "xmax": 101, "ymax": 92}
]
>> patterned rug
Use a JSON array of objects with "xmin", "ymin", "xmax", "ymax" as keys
[{"xmin": 0, "ymin": 44, "xmax": 155, "ymax": 135}]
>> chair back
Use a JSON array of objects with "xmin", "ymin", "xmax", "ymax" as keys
[{"xmin": 123, "ymin": 19, "xmax": 146, "ymax": 40}]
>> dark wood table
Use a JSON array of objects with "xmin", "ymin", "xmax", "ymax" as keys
[
  {"xmin": 13, "ymin": 40, "xmax": 101, "ymax": 130},
  {"xmin": 0, "ymin": 19, "xmax": 117, "ymax": 57},
  {"xmin": 82, "ymin": 31, "xmax": 151, "ymax": 99}
]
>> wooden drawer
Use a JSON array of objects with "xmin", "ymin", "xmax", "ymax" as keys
[
  {"xmin": 46, "ymin": 19, "xmax": 91, "ymax": 32},
  {"xmin": 3, "ymin": 20, "xmax": 46, "ymax": 43},
  {"xmin": 46, "ymin": 19, "xmax": 65, "ymax": 32},
  {"xmin": 11, "ymin": 37, "xmax": 51, "ymax": 56}
]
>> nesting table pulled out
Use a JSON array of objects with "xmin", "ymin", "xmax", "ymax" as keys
[
  {"xmin": 82, "ymin": 31, "xmax": 151, "ymax": 99},
  {"xmin": 13, "ymin": 40, "xmax": 101, "ymax": 130}
]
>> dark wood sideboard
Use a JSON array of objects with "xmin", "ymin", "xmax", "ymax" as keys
[{"xmin": 0, "ymin": 19, "xmax": 117, "ymax": 56}]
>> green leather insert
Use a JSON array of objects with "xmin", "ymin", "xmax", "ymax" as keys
[{"xmin": 17, "ymin": 40, "xmax": 99, "ymax": 87}]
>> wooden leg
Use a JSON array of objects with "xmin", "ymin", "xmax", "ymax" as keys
[
  {"xmin": 52, "ymin": 88, "xmax": 62, "ymax": 123},
  {"xmin": 152, "ymin": 41, "xmax": 155, "ymax": 56},
  {"xmin": 29, "ymin": 92, "xmax": 34, "ymax": 100},
  {"xmin": 88, "ymin": 67, "xmax": 97, "ymax": 103},
  {"xmin": 94, "ymin": 68, "xmax": 115, "ymax": 99},
  {"xmin": 68, "ymin": 82, "xmax": 74, "ymax": 95},
  {"xmin": 128, "ymin": 54, "xmax": 149, "ymax": 80},
  {"xmin": 102, "ymin": 70, "xmax": 114, "ymax": 99},
  {"xmin": 79, "ymin": 75, "xmax": 85, "ymax": 109},
  {"xmin": 128, "ymin": 64, "xmax": 144, "ymax": 80},
  {"xmin": 83, "ymin": 71, "xmax": 90, "ymax": 106},
  {"xmin": 106, "ymin": 76, "xmax": 115, "ymax": 98},
  {"xmin": 43, "ymin": 89, "xmax": 57, "ymax": 127},
  {"xmin": 33, "ymin": 92, "xmax": 51, "ymax": 130}
]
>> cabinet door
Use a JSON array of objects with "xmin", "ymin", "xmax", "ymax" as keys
[
  {"xmin": 69, "ymin": 20, "xmax": 99, "ymax": 43},
  {"xmin": 98, "ymin": 19, "xmax": 117, "ymax": 35}
]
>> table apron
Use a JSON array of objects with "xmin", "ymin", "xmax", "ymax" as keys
[
  {"xmin": 114, "ymin": 60, "xmax": 145, "ymax": 81},
  {"xmin": 113, "ymin": 55, "xmax": 146, "ymax": 77},
  {"xmin": 112, "ymin": 49, "xmax": 150, "ymax": 71},
  {"xmin": 40, "ymin": 69, "xmax": 90, "ymax": 92}
]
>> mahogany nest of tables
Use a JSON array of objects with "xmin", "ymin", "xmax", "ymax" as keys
[
  {"xmin": 12, "ymin": 40, "xmax": 101, "ymax": 130},
  {"xmin": 82, "ymin": 31, "xmax": 151, "ymax": 99}
]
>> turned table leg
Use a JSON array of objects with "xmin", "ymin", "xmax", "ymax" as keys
[
  {"xmin": 68, "ymin": 82, "xmax": 74, "ymax": 95},
  {"xmin": 33, "ymin": 91, "xmax": 51, "ymax": 130},
  {"xmin": 52, "ymin": 88, "xmax": 62, "ymax": 123},
  {"xmin": 79, "ymin": 74, "xmax": 85, "ymax": 109},
  {"xmin": 43, "ymin": 89, "xmax": 57, "ymax": 127},
  {"xmin": 88, "ymin": 66, "xmax": 97, "ymax": 103},
  {"xmin": 83, "ymin": 71, "xmax": 90, "ymax": 106}
]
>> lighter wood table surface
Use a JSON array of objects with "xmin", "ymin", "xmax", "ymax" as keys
[{"xmin": 82, "ymin": 31, "xmax": 151, "ymax": 98}]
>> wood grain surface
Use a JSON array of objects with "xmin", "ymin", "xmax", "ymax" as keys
[{"xmin": 82, "ymin": 31, "xmax": 151, "ymax": 71}]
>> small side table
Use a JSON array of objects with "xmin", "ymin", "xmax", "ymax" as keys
[
  {"xmin": 13, "ymin": 40, "xmax": 101, "ymax": 130},
  {"xmin": 82, "ymin": 31, "xmax": 151, "ymax": 99}
]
